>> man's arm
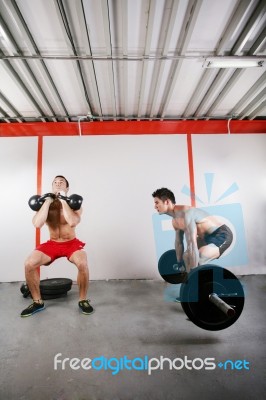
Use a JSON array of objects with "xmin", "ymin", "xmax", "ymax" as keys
[
  {"xmin": 184, "ymin": 212, "xmax": 199, "ymax": 272},
  {"xmin": 32, "ymin": 197, "xmax": 54, "ymax": 228},
  {"xmin": 60, "ymin": 199, "xmax": 81, "ymax": 227},
  {"xmin": 174, "ymin": 229, "xmax": 185, "ymax": 264}
]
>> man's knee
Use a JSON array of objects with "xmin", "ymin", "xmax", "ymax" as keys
[
  {"xmin": 75, "ymin": 258, "xmax": 88, "ymax": 273},
  {"xmin": 24, "ymin": 257, "xmax": 39, "ymax": 273},
  {"xmin": 25, "ymin": 251, "xmax": 47, "ymax": 272}
]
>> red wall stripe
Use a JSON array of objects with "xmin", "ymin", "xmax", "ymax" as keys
[
  {"xmin": 37, "ymin": 136, "xmax": 43, "ymax": 195},
  {"xmin": 187, "ymin": 134, "xmax": 196, "ymax": 207},
  {"xmin": 35, "ymin": 136, "xmax": 43, "ymax": 257}
]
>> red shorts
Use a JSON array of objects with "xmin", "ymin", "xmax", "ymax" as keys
[{"xmin": 36, "ymin": 238, "xmax": 86, "ymax": 264}]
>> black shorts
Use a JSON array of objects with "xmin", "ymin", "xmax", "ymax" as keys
[{"xmin": 204, "ymin": 225, "xmax": 233, "ymax": 257}]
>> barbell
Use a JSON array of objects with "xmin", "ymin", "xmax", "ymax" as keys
[{"xmin": 158, "ymin": 249, "xmax": 245, "ymax": 331}]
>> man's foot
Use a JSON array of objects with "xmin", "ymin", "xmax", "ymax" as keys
[
  {"xmin": 79, "ymin": 299, "xmax": 94, "ymax": 315},
  {"xmin": 21, "ymin": 301, "xmax": 45, "ymax": 317}
]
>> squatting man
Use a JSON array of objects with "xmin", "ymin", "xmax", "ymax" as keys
[
  {"xmin": 152, "ymin": 188, "xmax": 233, "ymax": 291},
  {"xmin": 21, "ymin": 175, "xmax": 94, "ymax": 317}
]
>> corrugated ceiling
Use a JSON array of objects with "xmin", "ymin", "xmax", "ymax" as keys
[{"xmin": 0, "ymin": 0, "xmax": 265, "ymax": 126}]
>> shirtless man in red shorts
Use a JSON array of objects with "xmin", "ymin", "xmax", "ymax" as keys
[{"xmin": 21, "ymin": 175, "xmax": 94, "ymax": 317}]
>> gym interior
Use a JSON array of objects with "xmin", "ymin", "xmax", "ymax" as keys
[{"xmin": 0, "ymin": 1, "xmax": 266, "ymax": 399}]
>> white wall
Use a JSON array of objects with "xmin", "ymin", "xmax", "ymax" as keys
[
  {"xmin": 0, "ymin": 138, "xmax": 38, "ymax": 281},
  {"xmin": 191, "ymin": 134, "xmax": 266, "ymax": 275},
  {"xmin": 0, "ymin": 133, "xmax": 265, "ymax": 282}
]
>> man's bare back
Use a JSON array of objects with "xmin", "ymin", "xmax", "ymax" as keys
[{"xmin": 172, "ymin": 205, "xmax": 223, "ymax": 238}]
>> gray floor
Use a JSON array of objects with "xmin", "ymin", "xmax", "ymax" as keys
[{"xmin": 0, "ymin": 276, "xmax": 265, "ymax": 400}]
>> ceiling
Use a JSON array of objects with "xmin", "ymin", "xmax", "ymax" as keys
[{"xmin": 0, "ymin": 0, "xmax": 266, "ymax": 129}]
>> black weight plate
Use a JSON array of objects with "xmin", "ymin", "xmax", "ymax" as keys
[
  {"xmin": 20, "ymin": 278, "xmax": 72, "ymax": 298},
  {"xmin": 41, "ymin": 286, "xmax": 72, "ymax": 295},
  {"xmin": 20, "ymin": 283, "xmax": 31, "ymax": 298},
  {"xmin": 158, "ymin": 250, "xmax": 187, "ymax": 284},
  {"xmin": 20, "ymin": 282, "xmax": 27, "ymax": 294},
  {"xmin": 40, "ymin": 278, "xmax": 72, "ymax": 291},
  {"xmin": 180, "ymin": 264, "xmax": 245, "ymax": 331},
  {"xmin": 42, "ymin": 292, "xmax": 68, "ymax": 300}
]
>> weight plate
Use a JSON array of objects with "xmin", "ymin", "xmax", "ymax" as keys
[
  {"xmin": 20, "ymin": 283, "xmax": 31, "ymax": 298},
  {"xmin": 20, "ymin": 278, "xmax": 73, "ymax": 298},
  {"xmin": 180, "ymin": 264, "xmax": 245, "ymax": 331},
  {"xmin": 158, "ymin": 250, "xmax": 187, "ymax": 284},
  {"xmin": 41, "ymin": 292, "xmax": 68, "ymax": 300},
  {"xmin": 40, "ymin": 278, "xmax": 72, "ymax": 291},
  {"xmin": 40, "ymin": 286, "xmax": 72, "ymax": 295}
]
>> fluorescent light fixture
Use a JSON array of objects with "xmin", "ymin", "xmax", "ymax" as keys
[{"xmin": 203, "ymin": 57, "xmax": 265, "ymax": 69}]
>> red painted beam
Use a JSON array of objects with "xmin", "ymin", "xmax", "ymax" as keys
[{"xmin": 0, "ymin": 120, "xmax": 265, "ymax": 137}]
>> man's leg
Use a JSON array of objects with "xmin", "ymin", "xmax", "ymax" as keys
[
  {"xmin": 69, "ymin": 250, "xmax": 94, "ymax": 315},
  {"xmin": 25, "ymin": 250, "xmax": 51, "ymax": 300},
  {"xmin": 198, "ymin": 244, "xmax": 220, "ymax": 265},
  {"xmin": 69, "ymin": 250, "xmax": 89, "ymax": 301},
  {"xmin": 21, "ymin": 250, "xmax": 51, "ymax": 317}
]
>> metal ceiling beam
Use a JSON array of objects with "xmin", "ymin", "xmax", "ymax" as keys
[
  {"xmin": 148, "ymin": 0, "xmax": 180, "ymax": 119},
  {"xmin": 192, "ymin": 0, "xmax": 266, "ymax": 118},
  {"xmin": 76, "ymin": 0, "xmax": 103, "ymax": 119},
  {"xmin": 158, "ymin": 0, "xmax": 203, "ymax": 119},
  {"xmin": 229, "ymin": 71, "xmax": 266, "ymax": 116},
  {"xmin": 101, "ymin": 0, "xmax": 117, "ymax": 118},
  {"xmin": 55, "ymin": 0, "xmax": 93, "ymax": 117},
  {"xmin": 182, "ymin": 70, "xmax": 217, "ymax": 118},
  {"xmin": 183, "ymin": 0, "xmax": 256, "ymax": 118},
  {"xmin": 0, "ymin": 14, "xmax": 58, "ymax": 121},
  {"xmin": 137, "ymin": 0, "xmax": 156, "ymax": 119},
  {"xmin": 121, "ymin": 0, "xmax": 128, "ymax": 119},
  {"xmin": 215, "ymin": 0, "xmax": 256, "ymax": 55},
  {"xmin": 1, "ymin": 53, "xmax": 265, "ymax": 62},
  {"xmin": 205, "ymin": 18, "xmax": 266, "ymax": 117},
  {"xmin": 231, "ymin": 0, "xmax": 266, "ymax": 55},
  {"xmin": 239, "ymin": 87, "xmax": 266, "ymax": 119},
  {"xmin": 2, "ymin": 0, "xmax": 70, "ymax": 121},
  {"xmin": 249, "ymin": 26, "xmax": 266, "ymax": 54},
  {"xmin": 0, "ymin": 49, "xmax": 49, "ymax": 120},
  {"xmin": 204, "ymin": 70, "xmax": 244, "ymax": 117},
  {"xmin": 0, "ymin": 106, "xmax": 11, "ymax": 123},
  {"xmin": 248, "ymin": 100, "xmax": 266, "ymax": 120},
  {"xmin": 206, "ymin": 62, "xmax": 266, "ymax": 118},
  {"xmin": 0, "ymin": 91, "xmax": 23, "ymax": 122}
]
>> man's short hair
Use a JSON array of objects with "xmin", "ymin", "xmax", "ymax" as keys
[
  {"xmin": 152, "ymin": 188, "xmax": 176, "ymax": 204},
  {"xmin": 54, "ymin": 175, "xmax": 69, "ymax": 188}
]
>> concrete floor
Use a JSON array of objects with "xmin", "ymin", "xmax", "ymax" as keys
[{"xmin": 0, "ymin": 275, "xmax": 265, "ymax": 400}]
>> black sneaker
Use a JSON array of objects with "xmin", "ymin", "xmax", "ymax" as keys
[
  {"xmin": 21, "ymin": 301, "xmax": 45, "ymax": 317},
  {"xmin": 79, "ymin": 300, "xmax": 94, "ymax": 315}
]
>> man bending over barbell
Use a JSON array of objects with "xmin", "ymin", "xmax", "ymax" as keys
[
  {"xmin": 21, "ymin": 175, "xmax": 94, "ymax": 317},
  {"xmin": 152, "ymin": 188, "xmax": 233, "ymax": 274}
]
